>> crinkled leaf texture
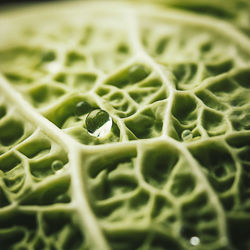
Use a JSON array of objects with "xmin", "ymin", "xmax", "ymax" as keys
[{"xmin": 0, "ymin": 1, "xmax": 250, "ymax": 250}]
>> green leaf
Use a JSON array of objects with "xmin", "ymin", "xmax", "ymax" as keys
[{"xmin": 0, "ymin": 1, "xmax": 250, "ymax": 249}]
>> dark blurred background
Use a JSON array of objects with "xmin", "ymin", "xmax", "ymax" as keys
[
  {"xmin": 0, "ymin": 0, "xmax": 58, "ymax": 6},
  {"xmin": 0, "ymin": 0, "xmax": 53, "ymax": 3}
]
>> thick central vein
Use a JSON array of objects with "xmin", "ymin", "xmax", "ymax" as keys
[{"xmin": 0, "ymin": 74, "xmax": 110, "ymax": 250}]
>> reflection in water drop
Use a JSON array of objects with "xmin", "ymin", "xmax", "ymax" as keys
[
  {"xmin": 85, "ymin": 109, "xmax": 112, "ymax": 138},
  {"xmin": 181, "ymin": 129, "xmax": 193, "ymax": 141},
  {"xmin": 190, "ymin": 236, "xmax": 200, "ymax": 246}
]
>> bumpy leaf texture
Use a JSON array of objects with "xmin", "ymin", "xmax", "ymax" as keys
[{"xmin": 0, "ymin": 1, "xmax": 250, "ymax": 249}]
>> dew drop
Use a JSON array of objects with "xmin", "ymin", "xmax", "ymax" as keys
[
  {"xmin": 85, "ymin": 109, "xmax": 112, "ymax": 138},
  {"xmin": 190, "ymin": 236, "xmax": 200, "ymax": 246},
  {"xmin": 128, "ymin": 64, "xmax": 150, "ymax": 83},
  {"xmin": 181, "ymin": 129, "xmax": 193, "ymax": 141},
  {"xmin": 51, "ymin": 160, "xmax": 64, "ymax": 172},
  {"xmin": 75, "ymin": 101, "xmax": 92, "ymax": 116}
]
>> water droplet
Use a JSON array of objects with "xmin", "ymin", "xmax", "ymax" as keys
[
  {"xmin": 181, "ymin": 129, "xmax": 193, "ymax": 141},
  {"xmin": 190, "ymin": 236, "xmax": 200, "ymax": 246},
  {"xmin": 85, "ymin": 109, "xmax": 112, "ymax": 138},
  {"xmin": 75, "ymin": 101, "xmax": 92, "ymax": 116},
  {"xmin": 128, "ymin": 64, "xmax": 150, "ymax": 83},
  {"xmin": 51, "ymin": 160, "xmax": 64, "ymax": 172}
]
